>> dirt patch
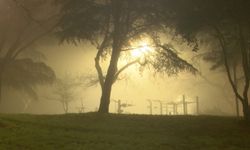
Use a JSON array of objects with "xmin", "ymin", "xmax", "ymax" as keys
[{"xmin": 0, "ymin": 121, "xmax": 8, "ymax": 128}]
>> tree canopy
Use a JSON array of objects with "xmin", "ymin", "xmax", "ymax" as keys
[
  {"xmin": 0, "ymin": 0, "xmax": 58, "ymax": 103},
  {"xmin": 159, "ymin": 0, "xmax": 250, "ymax": 120},
  {"xmin": 57, "ymin": 0, "xmax": 197, "ymax": 113}
]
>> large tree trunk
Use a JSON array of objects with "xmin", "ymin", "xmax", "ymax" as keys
[
  {"xmin": 98, "ymin": 49, "xmax": 120, "ymax": 113},
  {"xmin": 98, "ymin": 0, "xmax": 122, "ymax": 113},
  {"xmin": 242, "ymin": 99, "xmax": 250, "ymax": 120},
  {"xmin": 98, "ymin": 76, "xmax": 114, "ymax": 113}
]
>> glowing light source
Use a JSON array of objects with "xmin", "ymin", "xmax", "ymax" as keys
[{"xmin": 130, "ymin": 40, "xmax": 154, "ymax": 58}]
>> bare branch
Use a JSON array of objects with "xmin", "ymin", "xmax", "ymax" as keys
[
  {"xmin": 238, "ymin": 23, "xmax": 250, "ymax": 102},
  {"xmin": 94, "ymin": 14, "xmax": 112, "ymax": 89},
  {"xmin": 121, "ymin": 45, "xmax": 155, "ymax": 52},
  {"xmin": 213, "ymin": 25, "xmax": 244, "ymax": 102},
  {"xmin": 12, "ymin": 0, "xmax": 61, "ymax": 29},
  {"xmin": 113, "ymin": 59, "xmax": 139, "ymax": 83},
  {"xmin": 4, "ymin": 26, "xmax": 27, "ymax": 60},
  {"xmin": 12, "ymin": 22, "xmax": 59, "ymax": 59},
  {"xmin": 12, "ymin": 0, "xmax": 43, "ymax": 26}
]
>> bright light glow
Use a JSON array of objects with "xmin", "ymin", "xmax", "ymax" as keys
[
  {"xmin": 130, "ymin": 40, "xmax": 154, "ymax": 58},
  {"xmin": 118, "ymin": 37, "xmax": 156, "ymax": 76}
]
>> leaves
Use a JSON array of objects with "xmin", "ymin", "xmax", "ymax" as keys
[
  {"xmin": 57, "ymin": 0, "xmax": 110, "ymax": 44},
  {"xmin": 1, "ymin": 58, "xmax": 56, "ymax": 100},
  {"xmin": 152, "ymin": 44, "xmax": 197, "ymax": 76}
]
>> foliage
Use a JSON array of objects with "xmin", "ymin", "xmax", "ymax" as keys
[
  {"xmin": 0, "ymin": 0, "xmax": 59, "ymax": 102},
  {"xmin": 56, "ymin": 0, "xmax": 198, "ymax": 113},
  {"xmin": 57, "ymin": 0, "xmax": 197, "ymax": 76},
  {"xmin": 1, "ymin": 58, "xmax": 55, "ymax": 100},
  {"xmin": 152, "ymin": 44, "xmax": 197, "ymax": 75},
  {"xmin": 45, "ymin": 75, "xmax": 83, "ymax": 113},
  {"xmin": 159, "ymin": 0, "xmax": 250, "ymax": 120}
]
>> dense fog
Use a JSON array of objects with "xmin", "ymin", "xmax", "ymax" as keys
[{"xmin": 0, "ymin": 0, "xmax": 242, "ymax": 116}]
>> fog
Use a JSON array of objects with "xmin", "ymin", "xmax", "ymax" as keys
[
  {"xmin": 0, "ymin": 0, "xmax": 241, "ymax": 116},
  {"xmin": 0, "ymin": 38, "xmax": 238, "ymax": 116}
]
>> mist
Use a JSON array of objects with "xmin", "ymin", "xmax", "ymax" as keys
[
  {"xmin": 0, "ymin": 37, "xmax": 237, "ymax": 116},
  {"xmin": 0, "ymin": 0, "xmax": 242, "ymax": 116},
  {"xmin": 2, "ymin": 1, "xmax": 250, "ymax": 149}
]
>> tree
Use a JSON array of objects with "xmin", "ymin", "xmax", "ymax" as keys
[
  {"xmin": 160, "ymin": 0, "xmax": 250, "ymax": 120},
  {"xmin": 202, "ymin": 43, "xmax": 242, "ymax": 117},
  {"xmin": 57, "ymin": 0, "xmax": 197, "ymax": 113},
  {"xmin": 44, "ymin": 75, "xmax": 83, "ymax": 113},
  {"xmin": 0, "ymin": 0, "xmax": 59, "ymax": 103}
]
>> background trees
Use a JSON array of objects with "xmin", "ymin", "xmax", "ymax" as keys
[
  {"xmin": 44, "ymin": 75, "xmax": 83, "ymax": 113},
  {"xmin": 0, "ymin": 0, "xmax": 58, "ymax": 105},
  {"xmin": 57, "ymin": 0, "xmax": 197, "ymax": 113},
  {"xmin": 159, "ymin": 0, "xmax": 250, "ymax": 120}
]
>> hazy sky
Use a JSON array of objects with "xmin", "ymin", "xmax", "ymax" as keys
[
  {"xmin": 0, "ymin": 36, "xmax": 237, "ymax": 115},
  {"xmin": 26, "ymin": 38, "xmax": 236, "ymax": 115},
  {"xmin": 0, "ymin": 0, "xmax": 239, "ymax": 116}
]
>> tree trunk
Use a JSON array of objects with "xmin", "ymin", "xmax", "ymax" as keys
[
  {"xmin": 98, "ymin": 78, "xmax": 113, "ymax": 113},
  {"xmin": 232, "ymin": 63, "xmax": 240, "ymax": 118},
  {"xmin": 0, "ymin": 75, "xmax": 2, "ymax": 104},
  {"xmin": 0, "ymin": 65, "xmax": 4, "ymax": 104},
  {"xmin": 62, "ymin": 101, "xmax": 69, "ymax": 114},
  {"xmin": 98, "ymin": 0, "xmax": 122, "ymax": 113},
  {"xmin": 98, "ymin": 50, "xmax": 120, "ymax": 113},
  {"xmin": 238, "ymin": 23, "xmax": 250, "ymax": 121},
  {"xmin": 214, "ymin": 25, "xmax": 250, "ymax": 121},
  {"xmin": 242, "ymin": 100, "xmax": 250, "ymax": 120}
]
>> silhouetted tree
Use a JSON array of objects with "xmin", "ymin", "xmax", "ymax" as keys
[
  {"xmin": 202, "ymin": 43, "xmax": 242, "ymax": 117},
  {"xmin": 44, "ymin": 75, "xmax": 83, "ymax": 113},
  {"xmin": 0, "ymin": 0, "xmax": 59, "ymax": 104},
  {"xmin": 57, "ymin": 0, "xmax": 197, "ymax": 113},
  {"xmin": 160, "ymin": 0, "xmax": 250, "ymax": 120}
]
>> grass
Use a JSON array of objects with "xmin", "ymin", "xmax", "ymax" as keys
[{"xmin": 0, "ymin": 113, "xmax": 250, "ymax": 150}]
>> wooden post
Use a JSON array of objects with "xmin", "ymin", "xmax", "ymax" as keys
[
  {"xmin": 165, "ymin": 103, "xmax": 168, "ymax": 115},
  {"xmin": 117, "ymin": 99, "xmax": 122, "ymax": 114},
  {"xmin": 153, "ymin": 100, "xmax": 163, "ymax": 115},
  {"xmin": 173, "ymin": 103, "xmax": 177, "ymax": 115},
  {"xmin": 147, "ymin": 99, "xmax": 152, "ymax": 115},
  {"xmin": 160, "ymin": 101, "xmax": 163, "ymax": 115},
  {"xmin": 183, "ymin": 95, "xmax": 187, "ymax": 115},
  {"xmin": 196, "ymin": 96, "xmax": 199, "ymax": 115}
]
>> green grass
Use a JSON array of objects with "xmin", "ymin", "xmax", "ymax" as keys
[{"xmin": 0, "ymin": 113, "xmax": 250, "ymax": 150}]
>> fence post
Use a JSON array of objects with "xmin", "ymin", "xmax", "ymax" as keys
[
  {"xmin": 160, "ymin": 101, "xmax": 163, "ymax": 115},
  {"xmin": 183, "ymin": 95, "xmax": 187, "ymax": 115},
  {"xmin": 173, "ymin": 103, "xmax": 177, "ymax": 115},
  {"xmin": 165, "ymin": 103, "xmax": 168, "ymax": 115},
  {"xmin": 196, "ymin": 96, "xmax": 199, "ymax": 115},
  {"xmin": 147, "ymin": 99, "xmax": 152, "ymax": 115}
]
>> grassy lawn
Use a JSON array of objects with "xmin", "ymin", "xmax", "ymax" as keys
[{"xmin": 0, "ymin": 113, "xmax": 250, "ymax": 150}]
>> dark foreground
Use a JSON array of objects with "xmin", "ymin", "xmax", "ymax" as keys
[{"xmin": 0, "ymin": 113, "xmax": 250, "ymax": 150}]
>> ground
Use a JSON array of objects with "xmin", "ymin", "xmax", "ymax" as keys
[{"xmin": 0, "ymin": 113, "xmax": 250, "ymax": 150}]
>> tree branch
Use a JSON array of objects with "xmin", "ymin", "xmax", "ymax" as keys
[
  {"xmin": 213, "ymin": 25, "xmax": 244, "ymax": 102},
  {"xmin": 94, "ymin": 13, "xmax": 111, "ymax": 89},
  {"xmin": 0, "ymin": 30, "xmax": 7, "ymax": 54},
  {"xmin": 12, "ymin": 0, "xmax": 43, "ymax": 25},
  {"xmin": 238, "ymin": 23, "xmax": 250, "ymax": 102},
  {"xmin": 12, "ymin": 0, "xmax": 60, "ymax": 29},
  {"xmin": 113, "ymin": 59, "xmax": 139, "ymax": 83},
  {"xmin": 12, "ymin": 22, "xmax": 59, "ymax": 59}
]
